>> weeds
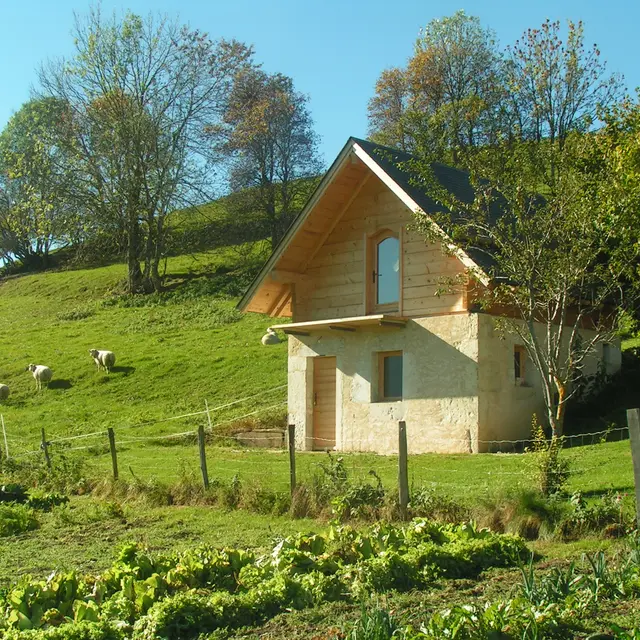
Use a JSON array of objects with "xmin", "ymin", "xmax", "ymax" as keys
[
  {"xmin": 528, "ymin": 415, "xmax": 570, "ymax": 496},
  {"xmin": 0, "ymin": 503, "xmax": 39, "ymax": 536}
]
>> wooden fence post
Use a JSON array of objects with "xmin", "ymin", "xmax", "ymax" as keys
[
  {"xmin": 398, "ymin": 421, "xmax": 409, "ymax": 520},
  {"xmin": 198, "ymin": 425, "xmax": 209, "ymax": 490},
  {"xmin": 626, "ymin": 408, "xmax": 640, "ymax": 521},
  {"xmin": 288, "ymin": 424, "xmax": 296, "ymax": 496},
  {"xmin": 107, "ymin": 428, "xmax": 118, "ymax": 480},
  {"xmin": 1, "ymin": 415, "xmax": 8, "ymax": 460},
  {"xmin": 41, "ymin": 427, "xmax": 52, "ymax": 471}
]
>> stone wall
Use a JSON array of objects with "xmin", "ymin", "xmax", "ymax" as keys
[{"xmin": 288, "ymin": 314, "xmax": 480, "ymax": 454}]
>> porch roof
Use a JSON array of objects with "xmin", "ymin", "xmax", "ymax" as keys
[{"xmin": 270, "ymin": 314, "xmax": 407, "ymax": 336}]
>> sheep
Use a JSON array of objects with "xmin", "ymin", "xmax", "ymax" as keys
[
  {"xmin": 0, "ymin": 384, "xmax": 9, "ymax": 402},
  {"xmin": 89, "ymin": 349, "xmax": 116, "ymax": 373},
  {"xmin": 26, "ymin": 364, "xmax": 53, "ymax": 391},
  {"xmin": 261, "ymin": 328, "xmax": 281, "ymax": 346}
]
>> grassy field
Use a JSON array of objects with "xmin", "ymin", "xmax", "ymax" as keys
[
  {"xmin": 0, "ymin": 244, "xmax": 289, "ymax": 451},
  {"xmin": 0, "ymin": 249, "xmax": 639, "ymax": 637}
]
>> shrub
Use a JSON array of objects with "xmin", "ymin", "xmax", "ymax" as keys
[
  {"xmin": 409, "ymin": 488, "xmax": 469, "ymax": 523},
  {"xmin": 0, "ymin": 504, "xmax": 39, "ymax": 536}
]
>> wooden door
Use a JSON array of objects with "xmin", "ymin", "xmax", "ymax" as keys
[{"xmin": 312, "ymin": 356, "xmax": 336, "ymax": 450}]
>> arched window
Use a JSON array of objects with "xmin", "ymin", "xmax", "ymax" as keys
[{"xmin": 370, "ymin": 230, "xmax": 400, "ymax": 311}]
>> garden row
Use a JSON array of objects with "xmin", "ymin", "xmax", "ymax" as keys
[
  {"xmin": 0, "ymin": 520, "xmax": 527, "ymax": 639},
  {"xmin": 341, "ymin": 533, "xmax": 640, "ymax": 639}
]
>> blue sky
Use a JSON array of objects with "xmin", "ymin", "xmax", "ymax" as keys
[{"xmin": 1, "ymin": 0, "xmax": 638, "ymax": 167}]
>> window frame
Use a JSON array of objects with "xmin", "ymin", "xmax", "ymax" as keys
[
  {"xmin": 514, "ymin": 345, "xmax": 527, "ymax": 386},
  {"xmin": 377, "ymin": 350, "xmax": 403, "ymax": 402},
  {"xmin": 367, "ymin": 229, "xmax": 402, "ymax": 314}
]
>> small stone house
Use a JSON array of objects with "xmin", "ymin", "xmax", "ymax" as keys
[{"xmin": 238, "ymin": 138, "xmax": 621, "ymax": 454}]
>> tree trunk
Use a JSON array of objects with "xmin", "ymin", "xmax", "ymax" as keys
[
  {"xmin": 127, "ymin": 214, "xmax": 143, "ymax": 294},
  {"xmin": 553, "ymin": 377, "xmax": 567, "ymax": 437}
]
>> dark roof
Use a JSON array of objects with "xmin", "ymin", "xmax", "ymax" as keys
[{"xmin": 351, "ymin": 137, "xmax": 498, "ymax": 274}]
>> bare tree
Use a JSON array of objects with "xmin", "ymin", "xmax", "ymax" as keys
[
  {"xmin": 39, "ymin": 8, "xmax": 253, "ymax": 293},
  {"xmin": 506, "ymin": 19, "xmax": 623, "ymax": 145},
  {"xmin": 214, "ymin": 69, "xmax": 322, "ymax": 249}
]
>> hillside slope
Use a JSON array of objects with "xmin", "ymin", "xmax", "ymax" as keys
[{"xmin": 0, "ymin": 245, "xmax": 288, "ymax": 450}]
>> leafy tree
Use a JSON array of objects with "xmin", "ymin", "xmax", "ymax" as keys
[
  {"xmin": 505, "ymin": 19, "xmax": 623, "ymax": 145},
  {"xmin": 410, "ymin": 133, "xmax": 640, "ymax": 437},
  {"xmin": 39, "ymin": 9, "xmax": 253, "ymax": 293},
  {"xmin": 0, "ymin": 98, "xmax": 79, "ymax": 268},
  {"xmin": 215, "ymin": 68, "xmax": 322, "ymax": 249},
  {"xmin": 368, "ymin": 11, "xmax": 505, "ymax": 163}
]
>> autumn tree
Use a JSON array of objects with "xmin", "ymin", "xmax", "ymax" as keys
[
  {"xmin": 368, "ymin": 11, "xmax": 506, "ymax": 162},
  {"xmin": 505, "ymin": 19, "xmax": 623, "ymax": 145},
  {"xmin": 0, "ymin": 98, "xmax": 79, "ymax": 268},
  {"xmin": 410, "ymin": 133, "xmax": 640, "ymax": 437},
  {"xmin": 39, "ymin": 9, "xmax": 253, "ymax": 293},
  {"xmin": 215, "ymin": 68, "xmax": 321, "ymax": 249}
]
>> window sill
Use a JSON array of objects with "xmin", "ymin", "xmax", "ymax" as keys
[{"xmin": 374, "ymin": 397, "xmax": 403, "ymax": 403}]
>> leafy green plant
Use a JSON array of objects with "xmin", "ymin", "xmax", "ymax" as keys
[
  {"xmin": 344, "ymin": 605, "xmax": 401, "ymax": 639},
  {"xmin": 0, "ymin": 504, "xmax": 39, "ymax": 537}
]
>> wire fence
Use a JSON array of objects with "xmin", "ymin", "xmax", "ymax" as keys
[{"xmin": 0, "ymin": 392, "xmax": 637, "ymax": 504}]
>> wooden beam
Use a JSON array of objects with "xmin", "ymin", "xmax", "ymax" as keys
[
  {"xmin": 329, "ymin": 325, "xmax": 356, "ymax": 332},
  {"xmin": 284, "ymin": 329, "xmax": 310, "ymax": 337},
  {"xmin": 299, "ymin": 172, "xmax": 371, "ymax": 272},
  {"xmin": 379, "ymin": 320, "xmax": 407, "ymax": 328},
  {"xmin": 268, "ymin": 287, "xmax": 292, "ymax": 318},
  {"xmin": 627, "ymin": 408, "xmax": 640, "ymax": 521}
]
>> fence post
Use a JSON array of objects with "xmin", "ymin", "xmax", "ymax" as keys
[
  {"xmin": 398, "ymin": 421, "xmax": 409, "ymax": 520},
  {"xmin": 288, "ymin": 424, "xmax": 296, "ymax": 496},
  {"xmin": 626, "ymin": 408, "xmax": 640, "ymax": 521},
  {"xmin": 107, "ymin": 428, "xmax": 119, "ymax": 480},
  {"xmin": 198, "ymin": 425, "xmax": 210, "ymax": 489},
  {"xmin": 205, "ymin": 400, "xmax": 213, "ymax": 432},
  {"xmin": 41, "ymin": 427, "xmax": 52, "ymax": 471},
  {"xmin": 1, "ymin": 415, "xmax": 8, "ymax": 459}
]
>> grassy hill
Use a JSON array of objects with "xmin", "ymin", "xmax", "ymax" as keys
[{"xmin": 0, "ymin": 244, "xmax": 289, "ymax": 453}]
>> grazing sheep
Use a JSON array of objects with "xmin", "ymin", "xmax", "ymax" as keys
[
  {"xmin": 261, "ymin": 328, "xmax": 281, "ymax": 346},
  {"xmin": 26, "ymin": 364, "xmax": 53, "ymax": 390},
  {"xmin": 89, "ymin": 349, "xmax": 116, "ymax": 373},
  {"xmin": 0, "ymin": 384, "xmax": 9, "ymax": 402}
]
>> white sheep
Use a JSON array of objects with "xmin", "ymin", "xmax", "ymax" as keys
[
  {"xmin": 27, "ymin": 364, "xmax": 53, "ymax": 390},
  {"xmin": 261, "ymin": 328, "xmax": 281, "ymax": 346},
  {"xmin": 89, "ymin": 349, "xmax": 116, "ymax": 373},
  {"xmin": 0, "ymin": 384, "xmax": 9, "ymax": 402}
]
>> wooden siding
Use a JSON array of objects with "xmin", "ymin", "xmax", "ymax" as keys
[{"xmin": 295, "ymin": 174, "xmax": 467, "ymax": 322}]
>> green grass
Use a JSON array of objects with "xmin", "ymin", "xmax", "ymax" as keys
[
  {"xmin": 0, "ymin": 244, "xmax": 288, "ymax": 454},
  {"xmin": 0, "ymin": 497, "xmax": 319, "ymax": 587},
  {"xmin": 67, "ymin": 438, "xmax": 632, "ymax": 504}
]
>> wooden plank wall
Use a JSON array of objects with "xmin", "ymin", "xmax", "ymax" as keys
[{"xmin": 295, "ymin": 175, "xmax": 467, "ymax": 322}]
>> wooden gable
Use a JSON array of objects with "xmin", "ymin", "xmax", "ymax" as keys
[{"xmin": 238, "ymin": 138, "xmax": 487, "ymax": 321}]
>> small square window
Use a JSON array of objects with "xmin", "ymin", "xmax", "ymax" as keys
[
  {"xmin": 514, "ymin": 345, "xmax": 526, "ymax": 385},
  {"xmin": 378, "ymin": 351, "xmax": 403, "ymax": 401}
]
